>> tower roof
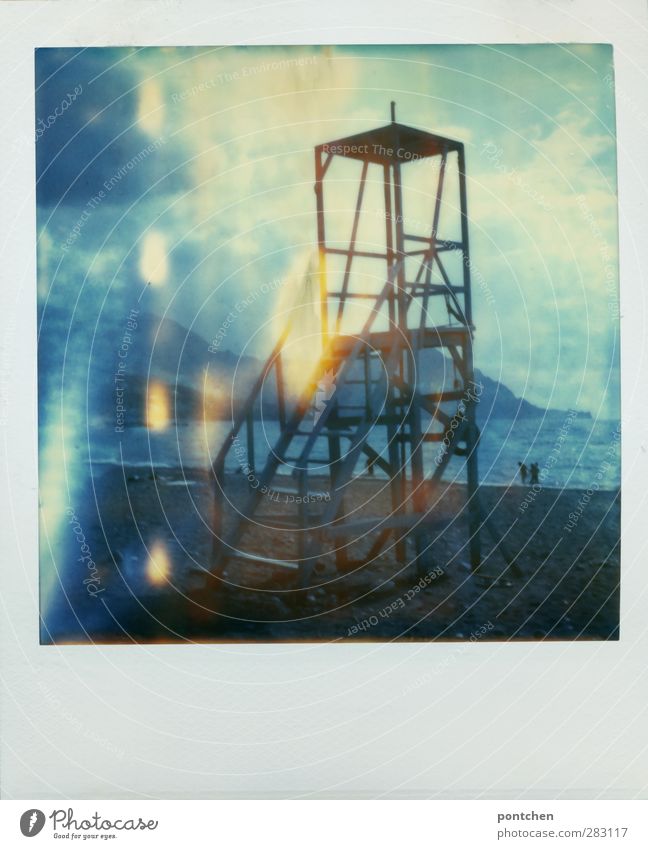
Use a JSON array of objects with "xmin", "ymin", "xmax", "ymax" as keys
[{"xmin": 317, "ymin": 121, "xmax": 462, "ymax": 165}]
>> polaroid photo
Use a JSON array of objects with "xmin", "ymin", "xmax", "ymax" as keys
[{"xmin": 36, "ymin": 44, "xmax": 619, "ymax": 645}]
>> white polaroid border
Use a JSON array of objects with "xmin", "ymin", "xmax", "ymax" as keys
[{"xmin": 1, "ymin": 0, "xmax": 646, "ymax": 800}]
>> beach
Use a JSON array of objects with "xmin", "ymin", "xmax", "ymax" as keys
[{"xmin": 41, "ymin": 464, "xmax": 620, "ymax": 644}]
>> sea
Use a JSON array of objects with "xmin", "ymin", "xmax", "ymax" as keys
[{"xmin": 82, "ymin": 414, "xmax": 620, "ymax": 492}]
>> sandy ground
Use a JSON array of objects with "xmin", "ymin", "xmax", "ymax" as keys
[{"xmin": 42, "ymin": 466, "xmax": 620, "ymax": 643}]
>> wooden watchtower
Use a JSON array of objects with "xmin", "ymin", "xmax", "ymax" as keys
[{"xmin": 209, "ymin": 104, "xmax": 489, "ymax": 593}]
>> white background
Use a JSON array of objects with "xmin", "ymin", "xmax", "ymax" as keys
[{"xmin": 1, "ymin": 0, "xmax": 647, "ymax": 800}]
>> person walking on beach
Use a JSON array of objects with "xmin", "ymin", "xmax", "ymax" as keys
[
  {"xmin": 530, "ymin": 462, "xmax": 540, "ymax": 485},
  {"xmin": 518, "ymin": 461, "xmax": 528, "ymax": 485}
]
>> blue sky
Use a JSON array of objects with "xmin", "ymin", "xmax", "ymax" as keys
[{"xmin": 36, "ymin": 43, "xmax": 619, "ymax": 418}]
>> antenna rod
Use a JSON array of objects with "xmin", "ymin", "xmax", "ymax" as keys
[{"xmin": 390, "ymin": 100, "xmax": 396, "ymax": 123}]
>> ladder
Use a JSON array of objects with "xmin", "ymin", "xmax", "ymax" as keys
[{"xmin": 208, "ymin": 259, "xmax": 479, "ymax": 588}]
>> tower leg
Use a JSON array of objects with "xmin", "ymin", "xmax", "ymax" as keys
[
  {"xmin": 327, "ymin": 428, "xmax": 349, "ymax": 573},
  {"xmin": 465, "ymin": 411, "xmax": 481, "ymax": 570},
  {"xmin": 387, "ymin": 406, "xmax": 407, "ymax": 564},
  {"xmin": 409, "ymin": 390, "xmax": 432, "ymax": 578}
]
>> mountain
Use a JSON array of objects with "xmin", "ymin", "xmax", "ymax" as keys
[
  {"xmin": 38, "ymin": 305, "xmax": 586, "ymax": 428},
  {"xmin": 416, "ymin": 347, "xmax": 546, "ymax": 424},
  {"xmin": 38, "ymin": 306, "xmax": 276, "ymax": 427}
]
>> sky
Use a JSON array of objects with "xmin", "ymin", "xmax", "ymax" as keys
[{"xmin": 36, "ymin": 43, "xmax": 619, "ymax": 418}]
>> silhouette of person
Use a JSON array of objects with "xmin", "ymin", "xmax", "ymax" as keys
[
  {"xmin": 518, "ymin": 461, "xmax": 528, "ymax": 485},
  {"xmin": 530, "ymin": 462, "xmax": 540, "ymax": 485}
]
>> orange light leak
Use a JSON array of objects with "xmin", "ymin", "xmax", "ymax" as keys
[
  {"xmin": 146, "ymin": 380, "xmax": 171, "ymax": 430},
  {"xmin": 201, "ymin": 367, "xmax": 227, "ymax": 420},
  {"xmin": 272, "ymin": 251, "xmax": 323, "ymax": 397},
  {"xmin": 139, "ymin": 230, "xmax": 168, "ymax": 286},
  {"xmin": 137, "ymin": 79, "xmax": 165, "ymax": 136},
  {"xmin": 146, "ymin": 540, "xmax": 171, "ymax": 586}
]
